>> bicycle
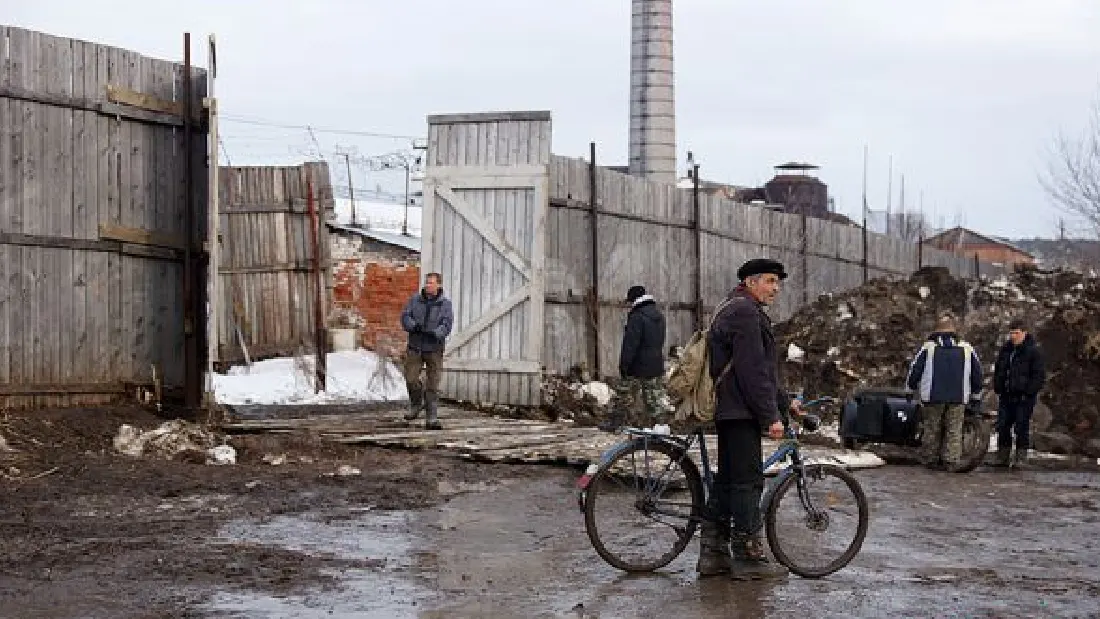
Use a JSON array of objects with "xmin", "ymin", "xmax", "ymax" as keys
[{"xmin": 576, "ymin": 397, "xmax": 870, "ymax": 579}]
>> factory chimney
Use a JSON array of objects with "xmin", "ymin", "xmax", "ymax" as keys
[{"xmin": 628, "ymin": 0, "xmax": 676, "ymax": 184}]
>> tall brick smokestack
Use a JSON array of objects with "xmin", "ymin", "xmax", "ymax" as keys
[{"xmin": 628, "ymin": 0, "xmax": 676, "ymax": 183}]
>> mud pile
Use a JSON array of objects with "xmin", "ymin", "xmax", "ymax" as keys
[{"xmin": 777, "ymin": 266, "xmax": 1100, "ymax": 455}]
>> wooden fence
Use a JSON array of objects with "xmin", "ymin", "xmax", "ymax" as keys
[
  {"xmin": 546, "ymin": 154, "xmax": 1003, "ymax": 378},
  {"xmin": 215, "ymin": 162, "xmax": 335, "ymax": 366},
  {"xmin": 420, "ymin": 111, "xmax": 1006, "ymax": 405},
  {"xmin": 0, "ymin": 26, "xmax": 209, "ymax": 408}
]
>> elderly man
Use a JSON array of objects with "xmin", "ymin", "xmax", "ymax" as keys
[
  {"xmin": 697, "ymin": 258, "xmax": 797, "ymax": 581},
  {"xmin": 906, "ymin": 315, "xmax": 983, "ymax": 471}
]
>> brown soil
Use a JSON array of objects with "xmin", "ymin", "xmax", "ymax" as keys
[{"xmin": 0, "ymin": 405, "xmax": 542, "ymax": 617}]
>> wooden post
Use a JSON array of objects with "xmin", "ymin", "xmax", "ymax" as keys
[
  {"xmin": 973, "ymin": 253, "xmax": 980, "ymax": 279},
  {"xmin": 692, "ymin": 162, "xmax": 703, "ymax": 331},
  {"xmin": 203, "ymin": 34, "xmax": 220, "ymax": 402},
  {"xmin": 917, "ymin": 231, "xmax": 924, "ymax": 269},
  {"xmin": 307, "ymin": 174, "xmax": 327, "ymax": 391},
  {"xmin": 801, "ymin": 212, "xmax": 809, "ymax": 305},
  {"xmin": 861, "ymin": 218, "xmax": 869, "ymax": 284},
  {"xmin": 182, "ymin": 32, "xmax": 201, "ymax": 409},
  {"xmin": 588, "ymin": 142, "xmax": 601, "ymax": 378}
]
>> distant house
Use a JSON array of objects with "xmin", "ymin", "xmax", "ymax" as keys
[
  {"xmin": 328, "ymin": 224, "xmax": 421, "ymax": 356},
  {"xmin": 924, "ymin": 227, "xmax": 1035, "ymax": 267}
]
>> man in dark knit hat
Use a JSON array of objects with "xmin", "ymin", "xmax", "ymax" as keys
[
  {"xmin": 604, "ymin": 285, "xmax": 668, "ymax": 430},
  {"xmin": 696, "ymin": 258, "xmax": 796, "ymax": 581}
]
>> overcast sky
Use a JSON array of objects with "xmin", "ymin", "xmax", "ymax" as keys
[{"xmin": 7, "ymin": 0, "xmax": 1100, "ymax": 238}]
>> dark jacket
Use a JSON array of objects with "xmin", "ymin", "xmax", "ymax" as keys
[
  {"xmin": 400, "ymin": 288, "xmax": 454, "ymax": 353},
  {"xmin": 906, "ymin": 332, "xmax": 983, "ymax": 404},
  {"xmin": 993, "ymin": 334, "xmax": 1045, "ymax": 399},
  {"xmin": 707, "ymin": 287, "xmax": 783, "ymax": 427},
  {"xmin": 619, "ymin": 296, "xmax": 666, "ymax": 379}
]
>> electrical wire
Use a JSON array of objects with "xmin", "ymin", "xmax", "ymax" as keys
[{"xmin": 220, "ymin": 114, "xmax": 419, "ymax": 140}]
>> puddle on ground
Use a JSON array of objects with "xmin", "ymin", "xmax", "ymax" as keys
[{"xmin": 200, "ymin": 511, "xmax": 431, "ymax": 618}]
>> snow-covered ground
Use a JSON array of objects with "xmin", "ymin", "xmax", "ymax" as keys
[
  {"xmin": 333, "ymin": 198, "xmax": 422, "ymax": 235},
  {"xmin": 213, "ymin": 349, "xmax": 408, "ymax": 405}
]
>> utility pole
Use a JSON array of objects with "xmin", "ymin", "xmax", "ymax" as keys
[
  {"xmin": 338, "ymin": 151, "xmax": 358, "ymax": 227},
  {"xmin": 886, "ymin": 155, "xmax": 893, "ymax": 236}
]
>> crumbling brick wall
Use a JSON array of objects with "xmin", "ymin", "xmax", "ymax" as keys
[{"xmin": 330, "ymin": 232, "xmax": 421, "ymax": 357}]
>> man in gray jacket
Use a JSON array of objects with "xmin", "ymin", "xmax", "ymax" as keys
[
  {"xmin": 698, "ymin": 258, "xmax": 796, "ymax": 581},
  {"xmin": 400, "ymin": 272, "xmax": 453, "ymax": 430}
]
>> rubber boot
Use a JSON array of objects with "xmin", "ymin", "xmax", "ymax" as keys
[
  {"xmin": 991, "ymin": 447, "xmax": 1011, "ymax": 468},
  {"xmin": 403, "ymin": 386, "xmax": 424, "ymax": 421},
  {"xmin": 424, "ymin": 392, "xmax": 442, "ymax": 430},
  {"xmin": 1012, "ymin": 448, "xmax": 1030, "ymax": 470},
  {"xmin": 695, "ymin": 521, "xmax": 732, "ymax": 577},
  {"xmin": 728, "ymin": 531, "xmax": 789, "ymax": 581}
]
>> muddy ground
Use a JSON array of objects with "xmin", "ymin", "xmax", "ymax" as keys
[{"xmin": 1, "ymin": 406, "xmax": 1098, "ymax": 618}]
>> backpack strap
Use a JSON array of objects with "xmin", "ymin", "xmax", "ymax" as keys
[{"xmin": 708, "ymin": 297, "xmax": 737, "ymax": 389}]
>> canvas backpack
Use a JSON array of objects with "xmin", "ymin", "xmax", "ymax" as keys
[{"xmin": 666, "ymin": 298, "xmax": 736, "ymax": 422}]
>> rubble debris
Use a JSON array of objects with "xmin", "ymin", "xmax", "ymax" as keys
[
  {"xmin": 777, "ymin": 265, "xmax": 1100, "ymax": 454},
  {"xmin": 0, "ymin": 432, "xmax": 16, "ymax": 453},
  {"xmin": 113, "ymin": 420, "xmax": 236, "ymax": 465}
]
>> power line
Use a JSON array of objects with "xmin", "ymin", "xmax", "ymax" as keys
[{"xmin": 220, "ymin": 114, "xmax": 419, "ymax": 140}]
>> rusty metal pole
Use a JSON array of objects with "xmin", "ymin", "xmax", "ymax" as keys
[
  {"xmin": 182, "ymin": 32, "xmax": 200, "ymax": 410},
  {"xmin": 307, "ymin": 173, "xmax": 327, "ymax": 392},
  {"xmin": 588, "ymin": 142, "xmax": 601, "ymax": 377}
]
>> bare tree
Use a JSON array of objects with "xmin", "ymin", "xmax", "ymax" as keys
[{"xmin": 1040, "ymin": 98, "xmax": 1100, "ymax": 238}]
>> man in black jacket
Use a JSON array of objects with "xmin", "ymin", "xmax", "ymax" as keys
[
  {"xmin": 698, "ymin": 259, "xmax": 796, "ymax": 581},
  {"xmin": 610, "ymin": 285, "xmax": 667, "ymax": 425},
  {"xmin": 993, "ymin": 319, "xmax": 1046, "ymax": 468}
]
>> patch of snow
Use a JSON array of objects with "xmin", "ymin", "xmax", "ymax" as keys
[
  {"xmin": 208, "ymin": 444, "xmax": 237, "ymax": 466},
  {"xmin": 786, "ymin": 343, "xmax": 805, "ymax": 362},
  {"xmin": 836, "ymin": 303, "xmax": 854, "ymax": 321},
  {"xmin": 113, "ymin": 420, "xmax": 230, "ymax": 465},
  {"xmin": 827, "ymin": 346, "xmax": 840, "ymax": 357},
  {"xmin": 263, "ymin": 454, "xmax": 288, "ymax": 466},
  {"xmin": 213, "ymin": 349, "xmax": 408, "ymax": 405},
  {"xmin": 918, "ymin": 286, "xmax": 930, "ymax": 299},
  {"xmin": 580, "ymin": 381, "xmax": 612, "ymax": 406}
]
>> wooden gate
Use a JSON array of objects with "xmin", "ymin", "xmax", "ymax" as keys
[{"xmin": 421, "ymin": 112, "xmax": 551, "ymax": 406}]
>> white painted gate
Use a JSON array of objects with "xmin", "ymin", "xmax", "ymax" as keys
[{"xmin": 421, "ymin": 112, "xmax": 551, "ymax": 406}]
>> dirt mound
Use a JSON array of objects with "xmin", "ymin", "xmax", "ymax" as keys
[{"xmin": 777, "ymin": 265, "xmax": 1100, "ymax": 453}]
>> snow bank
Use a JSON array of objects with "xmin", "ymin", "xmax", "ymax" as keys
[{"xmin": 213, "ymin": 349, "xmax": 408, "ymax": 405}]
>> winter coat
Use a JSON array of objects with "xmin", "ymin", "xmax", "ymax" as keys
[
  {"xmin": 706, "ymin": 287, "xmax": 784, "ymax": 427},
  {"xmin": 905, "ymin": 332, "xmax": 983, "ymax": 405},
  {"xmin": 400, "ymin": 288, "xmax": 454, "ymax": 354},
  {"xmin": 619, "ymin": 295, "xmax": 666, "ymax": 379},
  {"xmin": 993, "ymin": 334, "xmax": 1045, "ymax": 399}
]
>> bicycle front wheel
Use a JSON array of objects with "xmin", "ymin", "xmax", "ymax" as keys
[
  {"xmin": 765, "ymin": 464, "xmax": 869, "ymax": 578},
  {"xmin": 583, "ymin": 440, "xmax": 705, "ymax": 572}
]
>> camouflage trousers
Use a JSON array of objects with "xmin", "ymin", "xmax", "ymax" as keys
[
  {"xmin": 921, "ymin": 403, "xmax": 966, "ymax": 469},
  {"xmin": 613, "ymin": 377, "xmax": 668, "ymax": 423}
]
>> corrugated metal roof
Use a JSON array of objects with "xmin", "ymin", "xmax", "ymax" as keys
[{"xmin": 327, "ymin": 223, "xmax": 421, "ymax": 252}]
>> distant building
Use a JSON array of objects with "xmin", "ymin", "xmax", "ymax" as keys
[{"xmin": 924, "ymin": 227, "xmax": 1035, "ymax": 267}]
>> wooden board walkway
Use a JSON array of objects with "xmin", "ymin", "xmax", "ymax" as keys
[{"xmin": 221, "ymin": 406, "xmax": 885, "ymax": 470}]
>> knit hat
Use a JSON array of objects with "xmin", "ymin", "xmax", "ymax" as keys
[{"xmin": 626, "ymin": 285, "xmax": 646, "ymax": 303}]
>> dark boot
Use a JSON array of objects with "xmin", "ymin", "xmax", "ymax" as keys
[
  {"xmin": 424, "ymin": 392, "xmax": 442, "ymax": 430},
  {"xmin": 991, "ymin": 447, "xmax": 1011, "ymax": 468},
  {"xmin": 404, "ymin": 386, "xmax": 424, "ymax": 421},
  {"xmin": 695, "ymin": 521, "xmax": 731, "ymax": 577},
  {"xmin": 728, "ymin": 531, "xmax": 788, "ymax": 581},
  {"xmin": 1012, "ymin": 448, "xmax": 1030, "ymax": 470}
]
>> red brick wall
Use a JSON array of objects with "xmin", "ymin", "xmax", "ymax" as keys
[{"xmin": 330, "ymin": 232, "xmax": 421, "ymax": 357}]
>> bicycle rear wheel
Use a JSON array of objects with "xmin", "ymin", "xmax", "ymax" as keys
[
  {"xmin": 765, "ymin": 464, "xmax": 869, "ymax": 578},
  {"xmin": 583, "ymin": 440, "xmax": 705, "ymax": 572}
]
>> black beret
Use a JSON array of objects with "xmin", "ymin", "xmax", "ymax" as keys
[
  {"xmin": 626, "ymin": 285, "xmax": 646, "ymax": 302},
  {"xmin": 737, "ymin": 258, "xmax": 788, "ymax": 281}
]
